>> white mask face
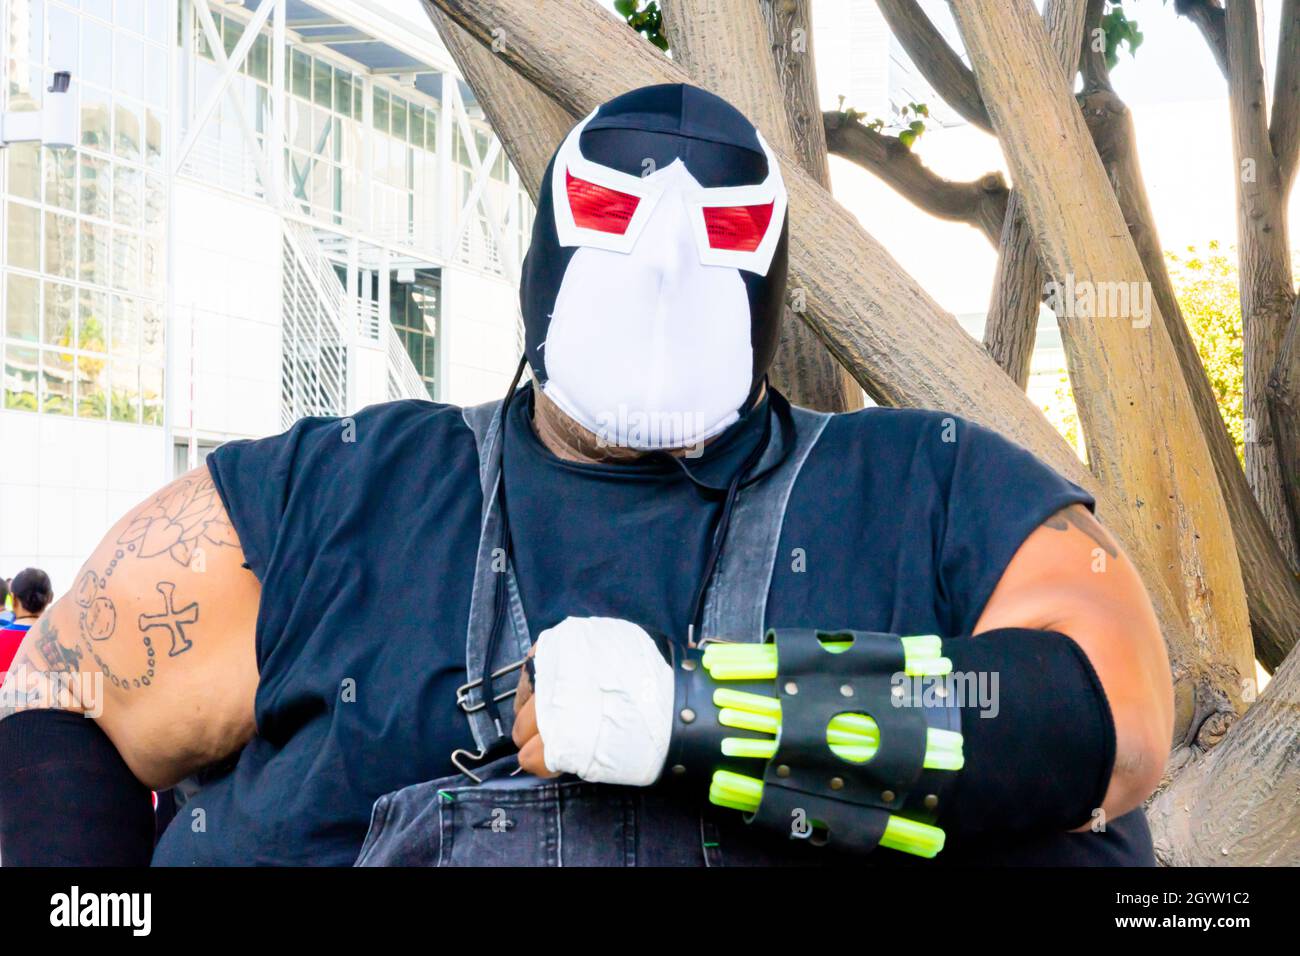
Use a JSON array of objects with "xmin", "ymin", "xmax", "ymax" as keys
[{"xmin": 541, "ymin": 161, "xmax": 752, "ymax": 451}]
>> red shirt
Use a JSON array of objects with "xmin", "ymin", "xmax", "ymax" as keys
[{"xmin": 0, "ymin": 622, "xmax": 31, "ymax": 676}]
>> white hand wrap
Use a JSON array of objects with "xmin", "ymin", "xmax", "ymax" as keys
[{"xmin": 532, "ymin": 616, "xmax": 674, "ymax": 786}]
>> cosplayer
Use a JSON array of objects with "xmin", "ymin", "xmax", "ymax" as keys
[{"xmin": 0, "ymin": 85, "xmax": 1171, "ymax": 867}]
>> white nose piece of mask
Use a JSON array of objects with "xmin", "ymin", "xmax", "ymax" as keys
[{"xmin": 541, "ymin": 161, "xmax": 752, "ymax": 452}]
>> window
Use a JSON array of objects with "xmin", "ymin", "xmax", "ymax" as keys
[
  {"xmin": 6, "ymin": 274, "xmax": 39, "ymax": 341},
  {"xmin": 291, "ymin": 49, "xmax": 311, "ymax": 100},
  {"xmin": 313, "ymin": 60, "xmax": 333, "ymax": 109},
  {"xmin": 389, "ymin": 272, "xmax": 440, "ymax": 398},
  {"xmin": 6, "ymin": 202, "xmax": 40, "ymax": 271},
  {"xmin": 173, "ymin": 440, "xmax": 222, "ymax": 477},
  {"xmin": 3, "ymin": 346, "xmax": 39, "ymax": 411},
  {"xmin": 1, "ymin": 1, "xmax": 167, "ymax": 427},
  {"xmin": 44, "ymin": 281, "xmax": 75, "ymax": 348}
]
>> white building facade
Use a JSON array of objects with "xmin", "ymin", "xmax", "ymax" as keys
[{"xmin": 1, "ymin": 0, "xmax": 531, "ymax": 590}]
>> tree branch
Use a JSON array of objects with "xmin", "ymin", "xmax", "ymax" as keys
[
  {"xmin": 1174, "ymin": 0, "xmax": 1230, "ymax": 78},
  {"xmin": 874, "ymin": 0, "xmax": 993, "ymax": 133},
  {"xmin": 822, "ymin": 111, "xmax": 1008, "ymax": 243},
  {"xmin": 1079, "ymin": 0, "xmax": 1112, "ymax": 91},
  {"xmin": 1271, "ymin": 0, "xmax": 1300, "ymax": 194}
]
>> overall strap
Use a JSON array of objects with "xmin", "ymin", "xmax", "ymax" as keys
[
  {"xmin": 458, "ymin": 398, "xmax": 532, "ymax": 753},
  {"xmin": 700, "ymin": 403, "xmax": 831, "ymax": 641}
]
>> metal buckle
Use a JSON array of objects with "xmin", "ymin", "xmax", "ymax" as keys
[
  {"xmin": 450, "ymin": 746, "xmax": 491, "ymax": 784},
  {"xmin": 455, "ymin": 657, "xmax": 527, "ymax": 714}
]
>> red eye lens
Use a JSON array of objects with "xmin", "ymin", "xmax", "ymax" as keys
[
  {"xmin": 565, "ymin": 171, "xmax": 640, "ymax": 234},
  {"xmin": 702, "ymin": 202, "xmax": 775, "ymax": 252}
]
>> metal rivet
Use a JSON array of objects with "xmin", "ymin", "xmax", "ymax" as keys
[
  {"xmin": 881, "ymin": 789, "xmax": 896, "ymax": 802},
  {"xmin": 681, "ymin": 659, "xmax": 696, "ymax": 671},
  {"xmin": 672, "ymin": 764, "xmax": 687, "ymax": 776},
  {"xmin": 830, "ymin": 777, "xmax": 845, "ymax": 791},
  {"xmin": 924, "ymin": 794, "xmax": 939, "ymax": 810},
  {"xmin": 784, "ymin": 681, "xmax": 799, "ymax": 695},
  {"xmin": 839, "ymin": 684, "xmax": 854, "ymax": 698},
  {"xmin": 680, "ymin": 708, "xmax": 696, "ymax": 724},
  {"xmin": 777, "ymin": 764, "xmax": 791, "ymax": 778},
  {"xmin": 891, "ymin": 685, "xmax": 905, "ymax": 698},
  {"xmin": 935, "ymin": 685, "xmax": 948, "ymax": 699}
]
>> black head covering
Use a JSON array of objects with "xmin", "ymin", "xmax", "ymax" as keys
[{"xmin": 519, "ymin": 83, "xmax": 788, "ymax": 393}]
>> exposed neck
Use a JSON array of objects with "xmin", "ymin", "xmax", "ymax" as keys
[
  {"xmin": 530, "ymin": 383, "xmax": 652, "ymax": 464},
  {"xmin": 530, "ymin": 382, "xmax": 755, "ymax": 464}
]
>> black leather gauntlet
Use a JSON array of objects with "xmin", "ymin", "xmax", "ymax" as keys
[{"xmin": 660, "ymin": 628, "xmax": 963, "ymax": 858}]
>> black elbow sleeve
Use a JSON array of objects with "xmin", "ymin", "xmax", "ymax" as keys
[
  {"xmin": 941, "ymin": 627, "xmax": 1117, "ymax": 839},
  {"xmin": 0, "ymin": 710, "xmax": 156, "ymax": 866}
]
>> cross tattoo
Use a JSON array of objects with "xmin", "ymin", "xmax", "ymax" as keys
[{"xmin": 138, "ymin": 582, "xmax": 199, "ymax": 657}]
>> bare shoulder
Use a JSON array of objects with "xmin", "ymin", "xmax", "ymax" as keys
[
  {"xmin": 1, "ymin": 467, "xmax": 261, "ymax": 788},
  {"xmin": 977, "ymin": 502, "xmax": 1153, "ymax": 635}
]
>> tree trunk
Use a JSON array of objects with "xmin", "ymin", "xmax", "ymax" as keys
[
  {"xmin": 1082, "ymin": 85, "xmax": 1300, "ymax": 670},
  {"xmin": 949, "ymin": 0, "xmax": 1254, "ymax": 713},
  {"xmin": 422, "ymin": 0, "xmax": 1223, "ymax": 747},
  {"xmin": 1265, "ymin": 0, "xmax": 1300, "ymax": 557},
  {"xmin": 757, "ymin": 0, "xmax": 864, "ymax": 412},
  {"xmin": 758, "ymin": 0, "xmax": 831, "ymax": 187},
  {"xmin": 1147, "ymin": 636, "xmax": 1300, "ymax": 865},
  {"xmin": 1272, "ymin": 0, "xmax": 1300, "ymax": 196},
  {"xmin": 981, "ymin": 0, "xmax": 1090, "ymax": 389},
  {"xmin": 1226, "ymin": 0, "xmax": 1300, "ymax": 570},
  {"xmin": 1271, "ymin": 297, "xmax": 1300, "ymax": 562},
  {"xmin": 659, "ymin": 0, "xmax": 857, "ymax": 414},
  {"xmin": 428, "ymin": 9, "xmax": 572, "ymax": 202},
  {"xmin": 983, "ymin": 200, "xmax": 1045, "ymax": 388}
]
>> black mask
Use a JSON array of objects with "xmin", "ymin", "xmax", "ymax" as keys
[{"xmin": 519, "ymin": 84, "xmax": 789, "ymax": 450}]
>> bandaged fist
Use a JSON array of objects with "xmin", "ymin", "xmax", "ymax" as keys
[{"xmin": 512, "ymin": 616, "xmax": 674, "ymax": 786}]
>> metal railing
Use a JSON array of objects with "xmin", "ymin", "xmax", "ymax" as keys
[
  {"xmin": 386, "ymin": 324, "xmax": 430, "ymax": 401},
  {"xmin": 180, "ymin": 132, "xmax": 431, "ymax": 418}
]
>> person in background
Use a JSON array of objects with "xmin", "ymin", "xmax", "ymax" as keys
[
  {"xmin": 0, "ymin": 578, "xmax": 13, "ymax": 627},
  {"xmin": 0, "ymin": 569, "xmax": 54, "ymax": 675}
]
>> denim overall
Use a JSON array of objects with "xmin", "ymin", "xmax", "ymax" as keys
[{"xmin": 354, "ymin": 394, "xmax": 833, "ymax": 866}]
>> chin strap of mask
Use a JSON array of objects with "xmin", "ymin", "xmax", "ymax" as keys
[{"xmin": 652, "ymin": 380, "xmax": 796, "ymax": 645}]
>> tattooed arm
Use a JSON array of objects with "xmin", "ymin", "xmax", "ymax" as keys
[
  {"xmin": 0, "ymin": 467, "xmax": 260, "ymax": 789},
  {"xmin": 974, "ymin": 504, "xmax": 1173, "ymax": 821}
]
